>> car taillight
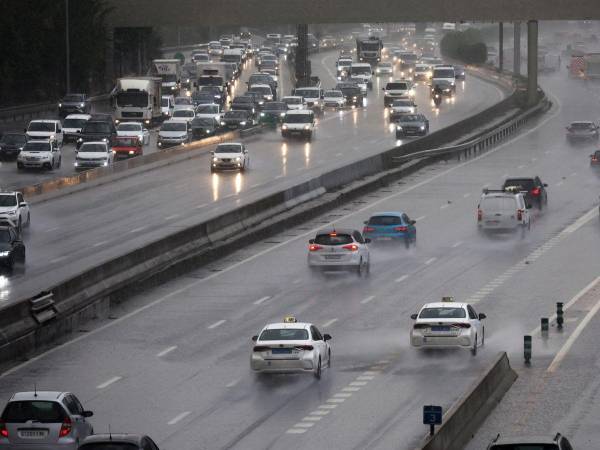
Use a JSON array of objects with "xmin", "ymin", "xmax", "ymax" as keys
[
  {"xmin": 0, "ymin": 419, "xmax": 8, "ymax": 438},
  {"xmin": 342, "ymin": 244, "xmax": 359, "ymax": 251},
  {"xmin": 452, "ymin": 323, "xmax": 471, "ymax": 328},
  {"xmin": 309, "ymin": 244, "xmax": 323, "ymax": 251},
  {"xmin": 477, "ymin": 209, "xmax": 482, "ymax": 221},
  {"xmin": 394, "ymin": 226, "xmax": 408, "ymax": 232},
  {"xmin": 295, "ymin": 345, "xmax": 314, "ymax": 351},
  {"xmin": 253, "ymin": 346, "xmax": 270, "ymax": 352},
  {"xmin": 517, "ymin": 209, "xmax": 523, "ymax": 221},
  {"xmin": 363, "ymin": 226, "xmax": 375, "ymax": 232},
  {"xmin": 59, "ymin": 416, "xmax": 72, "ymax": 438},
  {"xmin": 531, "ymin": 187, "xmax": 540, "ymax": 196}
]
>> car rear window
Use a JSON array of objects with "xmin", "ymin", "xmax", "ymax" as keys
[
  {"xmin": 386, "ymin": 83, "xmax": 408, "ymax": 90},
  {"xmin": 503, "ymin": 179, "xmax": 535, "ymax": 190},
  {"xmin": 2, "ymin": 401, "xmax": 66, "ymax": 423},
  {"xmin": 419, "ymin": 307, "xmax": 466, "ymax": 319},
  {"xmin": 79, "ymin": 444, "xmax": 139, "ymax": 450},
  {"xmin": 314, "ymin": 233, "xmax": 353, "ymax": 245},
  {"xmin": 570, "ymin": 122, "xmax": 594, "ymax": 129},
  {"xmin": 259, "ymin": 329, "xmax": 309, "ymax": 340},
  {"xmin": 368, "ymin": 216, "xmax": 402, "ymax": 225},
  {"xmin": 481, "ymin": 196, "xmax": 515, "ymax": 212},
  {"xmin": 489, "ymin": 445, "xmax": 559, "ymax": 450}
]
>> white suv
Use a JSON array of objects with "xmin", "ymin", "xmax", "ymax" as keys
[
  {"xmin": 17, "ymin": 140, "xmax": 62, "ymax": 171},
  {"xmin": 477, "ymin": 189, "xmax": 531, "ymax": 236},
  {"xmin": 0, "ymin": 192, "xmax": 30, "ymax": 231},
  {"xmin": 25, "ymin": 119, "xmax": 63, "ymax": 147}
]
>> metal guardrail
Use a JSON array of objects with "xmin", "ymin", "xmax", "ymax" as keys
[{"xmin": 393, "ymin": 92, "xmax": 549, "ymax": 166}]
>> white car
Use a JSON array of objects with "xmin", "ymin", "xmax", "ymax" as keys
[
  {"xmin": 410, "ymin": 297, "xmax": 486, "ymax": 355},
  {"xmin": 62, "ymin": 114, "xmax": 91, "ymax": 143},
  {"xmin": 349, "ymin": 62, "xmax": 374, "ymax": 89},
  {"xmin": 376, "ymin": 62, "xmax": 394, "ymax": 75},
  {"xmin": 389, "ymin": 99, "xmax": 417, "ymax": 119},
  {"xmin": 211, "ymin": 142, "xmax": 249, "ymax": 172},
  {"xmin": 17, "ymin": 140, "xmax": 61, "ymax": 171},
  {"xmin": 75, "ymin": 141, "xmax": 114, "ymax": 170},
  {"xmin": 293, "ymin": 87, "xmax": 323, "ymax": 114},
  {"xmin": 0, "ymin": 192, "xmax": 30, "ymax": 230},
  {"xmin": 157, "ymin": 119, "xmax": 192, "ymax": 148},
  {"xmin": 477, "ymin": 188, "xmax": 531, "ymax": 236},
  {"xmin": 281, "ymin": 110, "xmax": 315, "ymax": 140},
  {"xmin": 251, "ymin": 316, "xmax": 332, "ymax": 379},
  {"xmin": 322, "ymin": 90, "xmax": 346, "ymax": 108},
  {"xmin": 195, "ymin": 103, "xmax": 223, "ymax": 122},
  {"xmin": 172, "ymin": 108, "xmax": 196, "ymax": 123},
  {"xmin": 307, "ymin": 228, "xmax": 371, "ymax": 275},
  {"xmin": 281, "ymin": 96, "xmax": 305, "ymax": 110},
  {"xmin": 116, "ymin": 122, "xmax": 149, "ymax": 145},
  {"xmin": 25, "ymin": 119, "xmax": 63, "ymax": 147},
  {"xmin": 383, "ymin": 80, "xmax": 415, "ymax": 106},
  {"xmin": 161, "ymin": 95, "xmax": 175, "ymax": 118}
]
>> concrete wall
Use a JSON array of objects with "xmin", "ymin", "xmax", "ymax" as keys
[{"xmin": 107, "ymin": 0, "xmax": 600, "ymax": 27}]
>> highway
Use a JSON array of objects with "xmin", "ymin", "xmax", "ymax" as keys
[
  {"xmin": 1, "ymin": 60, "xmax": 599, "ymax": 449},
  {"xmin": 0, "ymin": 50, "xmax": 505, "ymax": 305}
]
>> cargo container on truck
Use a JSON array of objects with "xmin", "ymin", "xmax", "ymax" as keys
[
  {"xmin": 152, "ymin": 59, "xmax": 181, "ymax": 95},
  {"xmin": 113, "ymin": 77, "xmax": 162, "ymax": 125}
]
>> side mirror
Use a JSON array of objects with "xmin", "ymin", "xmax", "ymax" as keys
[
  {"xmin": 308, "ymin": 239, "xmax": 315, "ymax": 244},
  {"xmin": 251, "ymin": 335, "xmax": 258, "ymax": 342},
  {"xmin": 478, "ymin": 313, "xmax": 487, "ymax": 320},
  {"xmin": 82, "ymin": 411, "xmax": 94, "ymax": 418},
  {"xmin": 410, "ymin": 220, "xmax": 416, "ymax": 225},
  {"xmin": 24, "ymin": 128, "xmax": 27, "ymax": 133},
  {"xmin": 19, "ymin": 202, "xmax": 28, "ymax": 207},
  {"xmin": 323, "ymin": 333, "xmax": 332, "ymax": 341},
  {"xmin": 364, "ymin": 238, "xmax": 371, "ymax": 243},
  {"xmin": 410, "ymin": 313, "xmax": 418, "ymax": 320},
  {"xmin": 543, "ymin": 183, "xmax": 548, "ymax": 187}
]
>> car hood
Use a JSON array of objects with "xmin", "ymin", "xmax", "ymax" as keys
[
  {"xmin": 0, "ymin": 206, "xmax": 17, "ymax": 214},
  {"xmin": 26, "ymin": 131, "xmax": 54, "ymax": 138},
  {"xmin": 63, "ymin": 127, "xmax": 82, "ymax": 133},
  {"xmin": 323, "ymin": 97, "xmax": 344, "ymax": 102},
  {"xmin": 19, "ymin": 150, "xmax": 51, "ymax": 157},
  {"xmin": 117, "ymin": 130, "xmax": 142, "ymax": 137},
  {"xmin": 398, "ymin": 120, "xmax": 426, "ymax": 127},
  {"xmin": 195, "ymin": 113, "xmax": 220, "ymax": 119},
  {"xmin": 0, "ymin": 243, "xmax": 12, "ymax": 252},
  {"xmin": 213, "ymin": 152, "xmax": 243, "ymax": 159},
  {"xmin": 60, "ymin": 100, "xmax": 84, "ymax": 106},
  {"xmin": 77, "ymin": 152, "xmax": 108, "ymax": 160},
  {"xmin": 159, "ymin": 131, "xmax": 187, "ymax": 138},
  {"xmin": 223, "ymin": 117, "xmax": 246, "ymax": 122}
]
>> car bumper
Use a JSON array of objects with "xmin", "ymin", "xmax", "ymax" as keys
[
  {"xmin": 567, "ymin": 133, "xmax": 598, "ymax": 139},
  {"xmin": 410, "ymin": 333, "xmax": 473, "ymax": 348},
  {"xmin": 158, "ymin": 140, "xmax": 185, "ymax": 148},
  {"xmin": 0, "ymin": 215, "xmax": 17, "ymax": 227},
  {"xmin": 0, "ymin": 149, "xmax": 21, "ymax": 159},
  {"xmin": 212, "ymin": 161, "xmax": 243, "ymax": 170},
  {"xmin": 308, "ymin": 253, "xmax": 362, "ymax": 268},
  {"xmin": 18, "ymin": 159, "xmax": 51, "ymax": 168},
  {"xmin": 250, "ymin": 355, "xmax": 315, "ymax": 373},
  {"xmin": 0, "ymin": 443, "xmax": 78, "ymax": 450},
  {"xmin": 396, "ymin": 129, "xmax": 427, "ymax": 137},
  {"xmin": 364, "ymin": 233, "xmax": 408, "ymax": 241}
]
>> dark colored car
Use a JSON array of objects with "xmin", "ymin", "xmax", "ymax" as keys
[
  {"xmin": 0, "ymin": 133, "xmax": 27, "ymax": 161},
  {"xmin": 487, "ymin": 433, "xmax": 573, "ymax": 450},
  {"xmin": 335, "ymin": 82, "xmax": 364, "ymax": 107},
  {"xmin": 454, "ymin": 65, "xmax": 466, "ymax": 79},
  {"xmin": 231, "ymin": 95, "xmax": 257, "ymax": 114},
  {"xmin": 89, "ymin": 113, "xmax": 115, "ymax": 125},
  {"xmin": 590, "ymin": 149, "xmax": 600, "ymax": 165},
  {"xmin": 259, "ymin": 101, "xmax": 288, "ymax": 125},
  {"xmin": 0, "ymin": 226, "xmax": 25, "ymax": 270},
  {"xmin": 58, "ymin": 93, "xmax": 90, "ymax": 116},
  {"xmin": 220, "ymin": 110, "xmax": 254, "ymax": 129},
  {"xmin": 191, "ymin": 116, "xmax": 221, "ymax": 139},
  {"xmin": 395, "ymin": 114, "xmax": 429, "ymax": 138},
  {"xmin": 502, "ymin": 176, "xmax": 548, "ymax": 209},
  {"xmin": 247, "ymin": 73, "xmax": 277, "ymax": 93},
  {"xmin": 79, "ymin": 433, "xmax": 160, "ymax": 450},
  {"xmin": 76, "ymin": 121, "xmax": 117, "ymax": 149},
  {"xmin": 566, "ymin": 121, "xmax": 599, "ymax": 140},
  {"xmin": 199, "ymin": 85, "xmax": 226, "ymax": 106},
  {"xmin": 191, "ymin": 91, "xmax": 216, "ymax": 106}
]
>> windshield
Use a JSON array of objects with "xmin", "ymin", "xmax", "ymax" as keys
[
  {"xmin": 196, "ymin": 105, "xmax": 218, "ymax": 114},
  {"xmin": 28, "ymin": 122, "xmax": 55, "ymax": 132},
  {"xmin": 338, "ymin": 60, "xmax": 352, "ymax": 68},
  {"xmin": 82, "ymin": 122, "xmax": 111, "ymax": 134},
  {"xmin": 361, "ymin": 42, "xmax": 381, "ymax": 51},
  {"xmin": 63, "ymin": 119, "xmax": 87, "ymax": 129},
  {"xmin": 62, "ymin": 94, "xmax": 84, "ymax": 102},
  {"xmin": 173, "ymin": 110, "xmax": 194, "ymax": 118},
  {"xmin": 571, "ymin": 122, "xmax": 595, "ymax": 129},
  {"xmin": 261, "ymin": 61, "xmax": 277, "ymax": 68},
  {"xmin": 117, "ymin": 123, "xmax": 141, "ymax": 132},
  {"xmin": 249, "ymin": 75, "xmax": 271, "ymax": 84},
  {"xmin": 283, "ymin": 97, "xmax": 302, "ymax": 105},
  {"xmin": 0, "ymin": 195, "xmax": 17, "ymax": 207},
  {"xmin": 198, "ymin": 77, "xmax": 224, "ymax": 86},
  {"xmin": 79, "ymin": 445, "xmax": 139, "ymax": 450},
  {"xmin": 368, "ymin": 216, "xmax": 401, "ymax": 225},
  {"xmin": 1, "ymin": 134, "xmax": 27, "ymax": 144},
  {"xmin": 79, "ymin": 143, "xmax": 107, "ymax": 153},
  {"xmin": 24, "ymin": 142, "xmax": 50, "ymax": 152},
  {"xmin": 433, "ymin": 69, "xmax": 455, "ymax": 78},
  {"xmin": 399, "ymin": 115, "xmax": 423, "ymax": 122},
  {"xmin": 233, "ymin": 97, "xmax": 252, "ymax": 104},
  {"xmin": 337, "ymin": 85, "xmax": 360, "ymax": 95},
  {"xmin": 1, "ymin": 401, "xmax": 65, "ymax": 423},
  {"xmin": 285, "ymin": 114, "xmax": 312, "ymax": 124},
  {"xmin": 193, "ymin": 118, "xmax": 215, "ymax": 126},
  {"xmin": 386, "ymin": 83, "xmax": 408, "ymax": 90},
  {"xmin": 160, "ymin": 74, "xmax": 177, "ymax": 83},
  {"xmin": 325, "ymin": 91, "xmax": 343, "ymax": 97},
  {"xmin": 215, "ymin": 145, "xmax": 242, "ymax": 153},
  {"xmin": 174, "ymin": 97, "xmax": 191, "ymax": 105},
  {"xmin": 259, "ymin": 328, "xmax": 309, "ymax": 341},
  {"xmin": 249, "ymin": 87, "xmax": 271, "ymax": 95},
  {"xmin": 161, "ymin": 122, "xmax": 187, "ymax": 131},
  {"xmin": 294, "ymin": 89, "xmax": 319, "ymax": 98},
  {"xmin": 161, "ymin": 98, "xmax": 170, "ymax": 107},
  {"xmin": 419, "ymin": 307, "xmax": 466, "ymax": 319},
  {"xmin": 116, "ymin": 92, "xmax": 147, "ymax": 107},
  {"xmin": 314, "ymin": 233, "xmax": 352, "ymax": 245},
  {"xmin": 351, "ymin": 66, "xmax": 372, "ymax": 75},
  {"xmin": 504, "ymin": 179, "xmax": 535, "ymax": 190},
  {"xmin": 225, "ymin": 111, "xmax": 247, "ymax": 118},
  {"xmin": 263, "ymin": 102, "xmax": 286, "ymax": 111}
]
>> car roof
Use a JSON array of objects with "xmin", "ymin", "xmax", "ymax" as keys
[
  {"xmin": 29, "ymin": 119, "xmax": 59, "ymax": 124},
  {"xmin": 10, "ymin": 391, "xmax": 65, "ymax": 401},
  {"xmin": 571, "ymin": 120, "xmax": 594, "ymax": 124},
  {"xmin": 25, "ymin": 140, "xmax": 52, "ymax": 144},
  {"xmin": 282, "ymin": 96, "xmax": 302, "ymax": 99},
  {"xmin": 249, "ymin": 84, "xmax": 271, "ymax": 88},
  {"xmin": 262, "ymin": 322, "xmax": 312, "ymax": 330},
  {"xmin": 315, "ymin": 227, "xmax": 357, "ymax": 235},
  {"xmin": 82, "ymin": 434, "xmax": 144, "ymax": 445},
  {"xmin": 370, "ymin": 211, "xmax": 403, "ymax": 217},
  {"xmin": 81, "ymin": 141, "xmax": 108, "ymax": 146},
  {"xmin": 421, "ymin": 302, "xmax": 469, "ymax": 309},
  {"xmin": 492, "ymin": 436, "xmax": 558, "ymax": 445},
  {"xmin": 286, "ymin": 110, "xmax": 313, "ymax": 115},
  {"xmin": 217, "ymin": 142, "xmax": 242, "ymax": 146},
  {"xmin": 64, "ymin": 114, "xmax": 91, "ymax": 120}
]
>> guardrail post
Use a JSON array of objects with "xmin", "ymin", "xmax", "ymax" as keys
[
  {"xmin": 556, "ymin": 302, "xmax": 564, "ymax": 330},
  {"xmin": 524, "ymin": 335, "xmax": 532, "ymax": 364},
  {"xmin": 541, "ymin": 317, "xmax": 549, "ymax": 337}
]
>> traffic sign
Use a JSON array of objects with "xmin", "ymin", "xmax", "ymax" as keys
[{"xmin": 423, "ymin": 405, "xmax": 442, "ymax": 425}]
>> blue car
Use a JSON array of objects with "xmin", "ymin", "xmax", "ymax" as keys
[{"xmin": 362, "ymin": 212, "xmax": 417, "ymax": 248}]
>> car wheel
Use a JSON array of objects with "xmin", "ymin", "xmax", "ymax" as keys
[
  {"xmin": 17, "ymin": 163, "xmax": 24, "ymax": 171},
  {"xmin": 26, "ymin": 212, "xmax": 31, "ymax": 227},
  {"xmin": 57, "ymin": 157, "xmax": 61, "ymax": 169},
  {"xmin": 356, "ymin": 259, "xmax": 363, "ymax": 276},
  {"xmin": 17, "ymin": 218, "xmax": 22, "ymax": 235},
  {"xmin": 482, "ymin": 327, "xmax": 485, "ymax": 346},
  {"xmin": 6, "ymin": 256, "xmax": 14, "ymax": 272},
  {"xmin": 314, "ymin": 357, "xmax": 322, "ymax": 379},
  {"xmin": 471, "ymin": 334, "xmax": 478, "ymax": 356},
  {"xmin": 328, "ymin": 350, "xmax": 332, "ymax": 368}
]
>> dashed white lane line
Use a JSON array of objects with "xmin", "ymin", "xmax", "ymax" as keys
[
  {"xmin": 167, "ymin": 411, "xmax": 191, "ymax": 425},
  {"xmin": 395, "ymin": 274, "xmax": 409, "ymax": 283},
  {"xmin": 322, "ymin": 318, "xmax": 338, "ymax": 328},
  {"xmin": 165, "ymin": 214, "xmax": 180, "ymax": 221},
  {"xmin": 452, "ymin": 241, "xmax": 463, "ymax": 248},
  {"xmin": 50, "ymin": 256, "xmax": 68, "ymax": 264},
  {"xmin": 319, "ymin": 404, "xmax": 338, "ymax": 410},
  {"xmin": 563, "ymin": 207, "xmax": 597, "ymax": 234},
  {"xmin": 156, "ymin": 346, "xmax": 177, "ymax": 357},
  {"xmin": 92, "ymin": 240, "xmax": 109, "ymax": 248},
  {"xmin": 226, "ymin": 379, "xmax": 240, "ymax": 388},
  {"xmin": 342, "ymin": 387, "xmax": 361, "ymax": 392},
  {"xmin": 517, "ymin": 164, "xmax": 525, "ymax": 169},
  {"xmin": 207, "ymin": 320, "xmax": 226, "ymax": 329},
  {"xmin": 130, "ymin": 226, "xmax": 147, "ymax": 233},
  {"xmin": 349, "ymin": 381, "xmax": 368, "ymax": 386},
  {"xmin": 195, "ymin": 203, "xmax": 208, "ymax": 209},
  {"xmin": 275, "ymin": 174, "xmax": 284, "ymax": 179},
  {"xmin": 253, "ymin": 296, "xmax": 271, "ymax": 305},
  {"xmin": 357, "ymin": 375, "xmax": 375, "ymax": 381},
  {"xmin": 96, "ymin": 376, "xmax": 122, "ymax": 389},
  {"xmin": 335, "ymin": 152, "xmax": 343, "ymax": 156},
  {"xmin": 463, "ymin": 193, "xmax": 471, "ymax": 198},
  {"xmin": 327, "ymin": 398, "xmax": 346, "ymax": 403},
  {"xmin": 424, "ymin": 257, "xmax": 437, "ymax": 265},
  {"xmin": 286, "ymin": 429, "xmax": 307, "ymax": 434},
  {"xmin": 333, "ymin": 392, "xmax": 353, "ymax": 398},
  {"xmin": 440, "ymin": 203, "xmax": 450, "ymax": 209},
  {"xmin": 415, "ymin": 215, "xmax": 426, "ymax": 221},
  {"xmin": 556, "ymin": 181, "xmax": 564, "ymax": 187},
  {"xmin": 303, "ymin": 416, "xmax": 323, "ymax": 422},
  {"xmin": 44, "ymin": 227, "xmax": 59, "ymax": 233},
  {"xmin": 360, "ymin": 295, "xmax": 375, "ymax": 304},
  {"xmin": 310, "ymin": 410, "xmax": 330, "ymax": 416}
]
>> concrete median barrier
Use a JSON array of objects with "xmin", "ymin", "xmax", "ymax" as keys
[{"xmin": 416, "ymin": 352, "xmax": 518, "ymax": 450}]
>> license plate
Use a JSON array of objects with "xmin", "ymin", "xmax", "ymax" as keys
[
  {"xmin": 272, "ymin": 348, "xmax": 292, "ymax": 354},
  {"xmin": 431, "ymin": 326, "xmax": 450, "ymax": 332},
  {"xmin": 324, "ymin": 255, "xmax": 342, "ymax": 259},
  {"xmin": 19, "ymin": 430, "xmax": 47, "ymax": 439},
  {"xmin": 377, "ymin": 237, "xmax": 392, "ymax": 241}
]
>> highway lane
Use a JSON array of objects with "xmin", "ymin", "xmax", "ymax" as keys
[
  {"xmin": 1, "ymin": 63, "xmax": 599, "ymax": 449},
  {"xmin": 0, "ymin": 51, "xmax": 506, "ymax": 305}
]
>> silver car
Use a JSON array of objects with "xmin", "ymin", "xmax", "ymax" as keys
[
  {"xmin": 307, "ymin": 228, "xmax": 371, "ymax": 275},
  {"xmin": 0, "ymin": 391, "xmax": 93, "ymax": 450},
  {"xmin": 477, "ymin": 189, "xmax": 531, "ymax": 235}
]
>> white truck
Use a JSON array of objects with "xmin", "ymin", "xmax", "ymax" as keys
[
  {"xmin": 152, "ymin": 59, "xmax": 181, "ymax": 95},
  {"xmin": 113, "ymin": 77, "xmax": 162, "ymax": 125},
  {"xmin": 196, "ymin": 62, "xmax": 235, "ymax": 88}
]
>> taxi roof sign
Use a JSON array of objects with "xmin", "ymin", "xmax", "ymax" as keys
[
  {"xmin": 441, "ymin": 296, "xmax": 454, "ymax": 302},
  {"xmin": 283, "ymin": 316, "xmax": 298, "ymax": 323}
]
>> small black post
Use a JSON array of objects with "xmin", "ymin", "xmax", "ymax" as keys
[
  {"xmin": 430, "ymin": 424, "xmax": 435, "ymax": 436},
  {"xmin": 557, "ymin": 302, "xmax": 564, "ymax": 329},
  {"xmin": 541, "ymin": 317, "xmax": 549, "ymax": 336},
  {"xmin": 524, "ymin": 335, "xmax": 532, "ymax": 364}
]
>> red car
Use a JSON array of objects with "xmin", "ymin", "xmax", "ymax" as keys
[
  {"xmin": 112, "ymin": 136, "xmax": 143, "ymax": 159},
  {"xmin": 591, "ymin": 150, "xmax": 600, "ymax": 166}
]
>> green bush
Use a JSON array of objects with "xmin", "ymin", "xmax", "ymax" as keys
[{"xmin": 440, "ymin": 28, "xmax": 487, "ymax": 64}]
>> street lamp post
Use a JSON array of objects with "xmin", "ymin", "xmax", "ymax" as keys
[{"xmin": 65, "ymin": 0, "xmax": 71, "ymax": 93}]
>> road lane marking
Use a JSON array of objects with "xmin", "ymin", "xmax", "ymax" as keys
[
  {"xmin": 518, "ymin": 165, "xmax": 525, "ymax": 169},
  {"xmin": 360, "ymin": 295, "xmax": 375, "ymax": 304},
  {"xmin": 92, "ymin": 241, "xmax": 109, "ymax": 247},
  {"xmin": 556, "ymin": 181, "xmax": 564, "ymax": 186},
  {"xmin": 440, "ymin": 203, "xmax": 449, "ymax": 209},
  {"xmin": 562, "ymin": 207, "xmax": 597, "ymax": 234},
  {"xmin": 415, "ymin": 215, "xmax": 426, "ymax": 221},
  {"xmin": 319, "ymin": 404, "xmax": 338, "ymax": 409},
  {"xmin": 253, "ymin": 296, "xmax": 271, "ymax": 305},
  {"xmin": 294, "ymin": 422, "xmax": 315, "ymax": 428},
  {"xmin": 195, "ymin": 203, "xmax": 208, "ymax": 209},
  {"xmin": 334, "ymin": 393, "xmax": 353, "ymax": 398},
  {"xmin": 395, "ymin": 274, "xmax": 409, "ymax": 283},
  {"xmin": 293, "ymin": 278, "xmax": 301, "ymax": 284},
  {"xmin": 167, "ymin": 411, "xmax": 191, "ymax": 425},
  {"xmin": 50, "ymin": 256, "xmax": 68, "ymax": 264},
  {"xmin": 275, "ymin": 174, "xmax": 284, "ymax": 178},
  {"xmin": 156, "ymin": 346, "xmax": 177, "ymax": 357},
  {"xmin": 207, "ymin": 320, "xmax": 226, "ymax": 329},
  {"xmin": 302, "ymin": 416, "xmax": 323, "ymax": 421},
  {"xmin": 226, "ymin": 379, "xmax": 240, "ymax": 388},
  {"xmin": 322, "ymin": 318, "xmax": 338, "ymax": 327},
  {"xmin": 463, "ymin": 193, "xmax": 471, "ymax": 198},
  {"xmin": 452, "ymin": 241, "xmax": 463, "ymax": 248},
  {"xmin": 342, "ymin": 387, "xmax": 361, "ymax": 392},
  {"xmin": 130, "ymin": 226, "xmax": 147, "ymax": 233},
  {"xmin": 310, "ymin": 410, "xmax": 330, "ymax": 416},
  {"xmin": 96, "ymin": 376, "xmax": 122, "ymax": 389},
  {"xmin": 327, "ymin": 398, "xmax": 346, "ymax": 403},
  {"xmin": 357, "ymin": 375, "xmax": 375, "ymax": 381},
  {"xmin": 165, "ymin": 214, "xmax": 180, "ymax": 221},
  {"xmin": 286, "ymin": 429, "xmax": 307, "ymax": 434},
  {"xmin": 349, "ymin": 381, "xmax": 368, "ymax": 386},
  {"xmin": 44, "ymin": 227, "xmax": 59, "ymax": 233},
  {"xmin": 424, "ymin": 257, "xmax": 437, "ymax": 265}
]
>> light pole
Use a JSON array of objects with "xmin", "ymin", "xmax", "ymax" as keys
[{"xmin": 65, "ymin": 0, "xmax": 71, "ymax": 93}]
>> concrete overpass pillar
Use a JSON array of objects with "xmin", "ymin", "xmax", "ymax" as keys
[
  {"xmin": 498, "ymin": 22, "xmax": 504, "ymax": 72},
  {"xmin": 295, "ymin": 24, "xmax": 310, "ymax": 88},
  {"xmin": 513, "ymin": 22, "xmax": 521, "ymax": 76},
  {"xmin": 105, "ymin": 27, "xmax": 115, "ymax": 92},
  {"xmin": 527, "ymin": 20, "xmax": 538, "ymax": 105}
]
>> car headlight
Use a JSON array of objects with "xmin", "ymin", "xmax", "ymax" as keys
[
  {"xmin": 58, "ymin": 103, "xmax": 62, "ymax": 107},
  {"xmin": 80, "ymin": 102, "xmax": 85, "ymax": 107},
  {"xmin": 260, "ymin": 112, "xmax": 265, "ymax": 117},
  {"xmin": 74, "ymin": 162, "xmax": 79, "ymax": 167},
  {"xmin": 376, "ymin": 69, "xmax": 380, "ymax": 73},
  {"xmin": 220, "ymin": 121, "xmax": 226, "ymax": 126},
  {"xmin": 171, "ymin": 86, "xmax": 176, "ymax": 90},
  {"xmin": 103, "ymin": 161, "xmax": 108, "ymax": 166},
  {"xmin": 129, "ymin": 150, "xmax": 135, "ymax": 155},
  {"xmin": 6, "ymin": 211, "xmax": 16, "ymax": 215},
  {"xmin": 409, "ymin": 89, "xmax": 415, "ymax": 96},
  {"xmin": 235, "ymin": 157, "xmax": 241, "ymax": 161},
  {"xmin": 304, "ymin": 125, "xmax": 310, "ymax": 130},
  {"xmin": 186, "ymin": 91, "xmax": 192, "ymax": 97},
  {"xmin": 451, "ymin": 82, "xmax": 455, "ymax": 86},
  {"xmin": 212, "ymin": 157, "xmax": 218, "ymax": 162},
  {"xmin": 420, "ymin": 125, "xmax": 425, "ymax": 130},
  {"xmin": 0, "ymin": 251, "xmax": 10, "ymax": 257},
  {"xmin": 353, "ymin": 96, "xmax": 357, "ymax": 100},
  {"xmin": 18, "ymin": 147, "xmax": 23, "ymax": 151},
  {"xmin": 282, "ymin": 125, "xmax": 288, "ymax": 130},
  {"xmin": 240, "ymin": 121, "xmax": 247, "ymax": 126},
  {"xmin": 280, "ymin": 112, "xmax": 286, "ymax": 117},
  {"xmin": 102, "ymin": 138, "xmax": 108, "ymax": 142},
  {"xmin": 397, "ymin": 125, "xmax": 403, "ymax": 130}
]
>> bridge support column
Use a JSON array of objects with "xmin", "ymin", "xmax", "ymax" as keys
[
  {"xmin": 295, "ymin": 24, "xmax": 310, "ymax": 88},
  {"xmin": 105, "ymin": 27, "xmax": 115, "ymax": 92},
  {"xmin": 527, "ymin": 20, "xmax": 538, "ymax": 105},
  {"xmin": 513, "ymin": 22, "xmax": 521, "ymax": 76},
  {"xmin": 498, "ymin": 22, "xmax": 504, "ymax": 72}
]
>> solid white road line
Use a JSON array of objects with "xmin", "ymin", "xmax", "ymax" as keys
[
  {"xmin": 50, "ymin": 256, "xmax": 68, "ymax": 264},
  {"xmin": 167, "ymin": 411, "xmax": 191, "ymax": 425},
  {"xmin": 286, "ymin": 429, "xmax": 307, "ymax": 434},
  {"xmin": 96, "ymin": 376, "xmax": 122, "ymax": 389},
  {"xmin": 207, "ymin": 320, "xmax": 226, "ymax": 329},
  {"xmin": 360, "ymin": 295, "xmax": 375, "ymax": 304},
  {"xmin": 253, "ymin": 296, "xmax": 271, "ymax": 305},
  {"xmin": 395, "ymin": 274, "xmax": 409, "ymax": 283},
  {"xmin": 195, "ymin": 203, "xmax": 208, "ymax": 209},
  {"xmin": 562, "ymin": 207, "xmax": 597, "ymax": 234},
  {"xmin": 452, "ymin": 241, "xmax": 463, "ymax": 248},
  {"xmin": 463, "ymin": 193, "xmax": 471, "ymax": 198},
  {"xmin": 322, "ymin": 318, "xmax": 338, "ymax": 328},
  {"xmin": 156, "ymin": 346, "xmax": 177, "ymax": 357},
  {"xmin": 424, "ymin": 257, "xmax": 437, "ymax": 265},
  {"xmin": 164, "ymin": 214, "xmax": 180, "ymax": 221},
  {"xmin": 226, "ymin": 379, "xmax": 240, "ymax": 388},
  {"xmin": 415, "ymin": 215, "xmax": 426, "ymax": 222},
  {"xmin": 130, "ymin": 226, "xmax": 147, "ymax": 233},
  {"xmin": 92, "ymin": 241, "xmax": 109, "ymax": 248}
]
